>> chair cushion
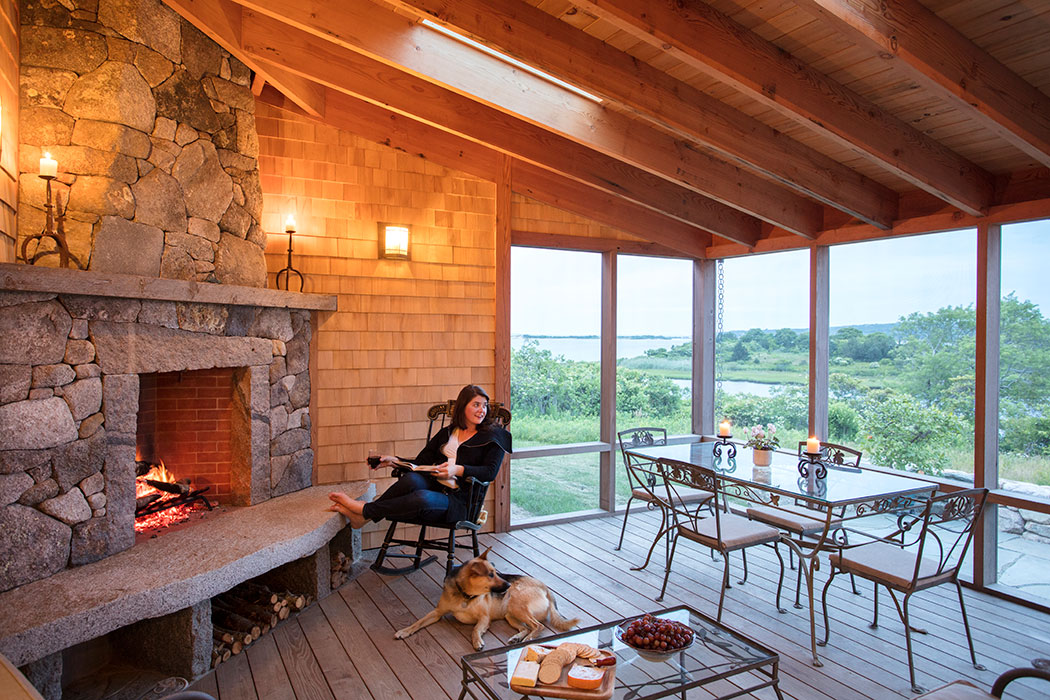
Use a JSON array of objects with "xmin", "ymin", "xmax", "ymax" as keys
[
  {"xmin": 679, "ymin": 513, "xmax": 780, "ymax": 551},
  {"xmin": 746, "ymin": 504, "xmax": 829, "ymax": 535},
  {"xmin": 830, "ymin": 542, "xmax": 950, "ymax": 590},
  {"xmin": 913, "ymin": 680, "xmax": 992, "ymax": 700},
  {"xmin": 633, "ymin": 487, "xmax": 713, "ymax": 505}
]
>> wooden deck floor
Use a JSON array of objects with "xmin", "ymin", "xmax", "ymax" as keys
[{"xmin": 189, "ymin": 511, "xmax": 1050, "ymax": 699}]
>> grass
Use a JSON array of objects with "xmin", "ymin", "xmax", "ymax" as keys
[{"xmin": 942, "ymin": 447, "xmax": 1050, "ymax": 486}]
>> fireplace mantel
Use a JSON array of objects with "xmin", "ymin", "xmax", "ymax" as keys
[{"xmin": 0, "ymin": 263, "xmax": 336, "ymax": 311}]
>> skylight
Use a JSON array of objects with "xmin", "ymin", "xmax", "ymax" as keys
[{"xmin": 421, "ymin": 19, "xmax": 603, "ymax": 104}]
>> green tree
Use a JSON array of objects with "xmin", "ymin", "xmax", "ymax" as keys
[
  {"xmin": 773, "ymin": 327, "xmax": 799, "ymax": 350},
  {"xmin": 741, "ymin": 327, "xmax": 771, "ymax": 350},
  {"xmin": 858, "ymin": 389, "xmax": 966, "ymax": 475},
  {"xmin": 730, "ymin": 339, "xmax": 750, "ymax": 361}
]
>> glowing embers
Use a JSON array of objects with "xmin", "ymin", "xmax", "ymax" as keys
[{"xmin": 134, "ymin": 458, "xmax": 214, "ymax": 534}]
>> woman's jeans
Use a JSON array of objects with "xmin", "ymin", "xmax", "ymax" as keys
[{"xmin": 361, "ymin": 471, "xmax": 450, "ymax": 523}]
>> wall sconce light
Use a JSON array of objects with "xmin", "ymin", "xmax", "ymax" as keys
[
  {"xmin": 275, "ymin": 214, "xmax": 304, "ymax": 292},
  {"xmin": 379, "ymin": 223, "xmax": 410, "ymax": 260},
  {"xmin": 18, "ymin": 151, "xmax": 85, "ymax": 269}
]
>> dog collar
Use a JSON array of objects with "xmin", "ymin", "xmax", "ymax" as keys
[{"xmin": 455, "ymin": 580, "xmax": 478, "ymax": 601}]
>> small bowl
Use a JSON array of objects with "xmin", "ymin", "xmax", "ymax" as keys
[{"xmin": 615, "ymin": 621, "xmax": 695, "ymax": 661}]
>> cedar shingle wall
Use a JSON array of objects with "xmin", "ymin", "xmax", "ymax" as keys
[
  {"xmin": 0, "ymin": 0, "xmax": 17, "ymax": 262},
  {"xmin": 256, "ymin": 101, "xmax": 497, "ymax": 512}
]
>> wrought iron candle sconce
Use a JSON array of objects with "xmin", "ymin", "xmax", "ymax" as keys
[
  {"xmin": 18, "ymin": 154, "xmax": 85, "ymax": 270},
  {"xmin": 275, "ymin": 215, "xmax": 304, "ymax": 292}
]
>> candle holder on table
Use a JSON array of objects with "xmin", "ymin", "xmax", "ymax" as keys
[
  {"xmin": 797, "ymin": 473, "xmax": 827, "ymax": 497},
  {"xmin": 797, "ymin": 450, "xmax": 827, "ymax": 480},
  {"xmin": 712, "ymin": 434, "xmax": 736, "ymax": 460}
]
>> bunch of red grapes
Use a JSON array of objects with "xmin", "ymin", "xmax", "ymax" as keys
[{"xmin": 622, "ymin": 614, "xmax": 694, "ymax": 652}]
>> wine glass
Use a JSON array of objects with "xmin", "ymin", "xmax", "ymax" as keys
[{"xmin": 367, "ymin": 449, "xmax": 381, "ymax": 469}]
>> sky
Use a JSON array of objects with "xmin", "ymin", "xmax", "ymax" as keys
[{"xmin": 510, "ymin": 220, "xmax": 1050, "ymax": 336}]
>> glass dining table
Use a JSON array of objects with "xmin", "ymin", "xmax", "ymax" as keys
[{"xmin": 623, "ymin": 440, "xmax": 938, "ymax": 667}]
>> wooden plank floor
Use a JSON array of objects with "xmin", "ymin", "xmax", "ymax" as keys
[{"xmin": 190, "ymin": 511, "xmax": 1050, "ymax": 699}]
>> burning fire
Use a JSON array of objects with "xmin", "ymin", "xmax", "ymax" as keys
[
  {"xmin": 134, "ymin": 459, "xmax": 210, "ymax": 534},
  {"xmin": 136, "ymin": 461, "xmax": 176, "ymax": 498}
]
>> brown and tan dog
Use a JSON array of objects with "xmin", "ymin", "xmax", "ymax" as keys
[{"xmin": 394, "ymin": 548, "xmax": 579, "ymax": 650}]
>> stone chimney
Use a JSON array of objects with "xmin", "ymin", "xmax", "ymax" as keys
[{"xmin": 18, "ymin": 0, "xmax": 265, "ymax": 286}]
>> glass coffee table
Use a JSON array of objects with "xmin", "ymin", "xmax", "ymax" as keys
[{"xmin": 458, "ymin": 605, "xmax": 783, "ymax": 700}]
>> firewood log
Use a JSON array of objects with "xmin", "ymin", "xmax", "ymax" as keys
[
  {"xmin": 234, "ymin": 580, "xmax": 280, "ymax": 605},
  {"xmin": 212, "ymin": 607, "xmax": 261, "ymax": 638},
  {"xmin": 213, "ymin": 624, "xmax": 252, "ymax": 646},
  {"xmin": 279, "ymin": 592, "xmax": 306, "ymax": 610},
  {"xmin": 215, "ymin": 596, "xmax": 280, "ymax": 626},
  {"xmin": 213, "ymin": 629, "xmax": 234, "ymax": 645}
]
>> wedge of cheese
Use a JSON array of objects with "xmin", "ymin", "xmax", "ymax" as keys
[
  {"xmin": 523, "ymin": 645, "xmax": 547, "ymax": 662},
  {"xmin": 511, "ymin": 660, "xmax": 540, "ymax": 688}
]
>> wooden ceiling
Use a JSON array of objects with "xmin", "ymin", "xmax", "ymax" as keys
[{"xmin": 163, "ymin": 0, "xmax": 1050, "ymax": 258}]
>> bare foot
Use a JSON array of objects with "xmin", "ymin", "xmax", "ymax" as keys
[
  {"xmin": 327, "ymin": 495, "xmax": 367, "ymax": 529},
  {"xmin": 329, "ymin": 491, "xmax": 360, "ymax": 511}
]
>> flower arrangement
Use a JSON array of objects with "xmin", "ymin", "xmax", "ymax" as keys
[{"xmin": 744, "ymin": 423, "xmax": 780, "ymax": 451}]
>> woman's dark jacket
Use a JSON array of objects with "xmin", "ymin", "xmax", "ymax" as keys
[{"xmin": 409, "ymin": 424, "xmax": 512, "ymax": 523}]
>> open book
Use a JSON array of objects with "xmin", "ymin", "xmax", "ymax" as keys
[{"xmin": 391, "ymin": 460, "xmax": 458, "ymax": 490}]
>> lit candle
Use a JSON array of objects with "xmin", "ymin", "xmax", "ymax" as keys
[
  {"xmin": 284, "ymin": 214, "xmax": 296, "ymax": 233},
  {"xmin": 807, "ymin": 436, "xmax": 821, "ymax": 454},
  {"xmin": 39, "ymin": 152, "xmax": 57, "ymax": 178},
  {"xmin": 718, "ymin": 420, "xmax": 731, "ymax": 437}
]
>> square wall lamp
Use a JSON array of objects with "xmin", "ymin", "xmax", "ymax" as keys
[{"xmin": 379, "ymin": 223, "xmax": 410, "ymax": 260}]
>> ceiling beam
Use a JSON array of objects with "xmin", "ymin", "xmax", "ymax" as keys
[
  {"xmin": 794, "ymin": 0, "xmax": 1050, "ymax": 169},
  {"xmin": 232, "ymin": 0, "xmax": 817, "ymax": 239},
  {"xmin": 574, "ymin": 0, "xmax": 995, "ymax": 218},
  {"xmin": 162, "ymin": 0, "xmax": 325, "ymax": 117},
  {"xmin": 386, "ymin": 0, "xmax": 898, "ymax": 230},
  {"xmin": 239, "ymin": 9, "xmax": 764, "ymax": 246},
  {"xmin": 257, "ymin": 86, "xmax": 714, "ymax": 257}
]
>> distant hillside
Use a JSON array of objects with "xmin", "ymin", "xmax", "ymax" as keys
[{"xmin": 721, "ymin": 322, "xmax": 898, "ymax": 337}]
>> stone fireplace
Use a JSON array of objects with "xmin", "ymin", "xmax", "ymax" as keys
[{"xmin": 0, "ymin": 264, "xmax": 321, "ymax": 591}]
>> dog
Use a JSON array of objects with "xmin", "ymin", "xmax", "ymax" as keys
[{"xmin": 394, "ymin": 548, "xmax": 579, "ymax": 650}]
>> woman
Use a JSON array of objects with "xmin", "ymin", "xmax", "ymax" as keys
[{"xmin": 328, "ymin": 384, "xmax": 511, "ymax": 529}]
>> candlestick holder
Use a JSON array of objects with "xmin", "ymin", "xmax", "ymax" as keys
[
  {"xmin": 275, "ymin": 226, "xmax": 304, "ymax": 292},
  {"xmin": 712, "ymin": 434, "xmax": 736, "ymax": 460},
  {"xmin": 797, "ymin": 450, "xmax": 827, "ymax": 480},
  {"xmin": 18, "ymin": 174, "xmax": 85, "ymax": 270}
]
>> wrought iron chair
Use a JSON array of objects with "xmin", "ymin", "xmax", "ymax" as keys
[
  {"xmin": 914, "ymin": 666, "xmax": 1050, "ymax": 699},
  {"xmin": 370, "ymin": 400, "xmax": 511, "ymax": 576},
  {"xmin": 656, "ymin": 458, "xmax": 787, "ymax": 622},
  {"xmin": 746, "ymin": 441, "xmax": 863, "ymax": 606},
  {"xmin": 819, "ymin": 488, "xmax": 989, "ymax": 693},
  {"xmin": 615, "ymin": 428, "xmax": 714, "ymax": 569}
]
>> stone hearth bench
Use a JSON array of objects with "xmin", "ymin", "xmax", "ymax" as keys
[{"xmin": 0, "ymin": 481, "xmax": 372, "ymax": 672}]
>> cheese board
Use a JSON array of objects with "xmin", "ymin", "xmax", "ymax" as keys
[{"xmin": 509, "ymin": 648, "xmax": 615, "ymax": 699}]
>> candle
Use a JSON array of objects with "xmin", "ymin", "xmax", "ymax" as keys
[
  {"xmin": 807, "ymin": 436, "xmax": 820, "ymax": 454},
  {"xmin": 39, "ymin": 152, "xmax": 57, "ymax": 178},
  {"xmin": 284, "ymin": 214, "xmax": 297, "ymax": 233},
  {"xmin": 718, "ymin": 420, "xmax": 731, "ymax": 437}
]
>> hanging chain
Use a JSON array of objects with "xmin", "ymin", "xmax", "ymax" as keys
[{"xmin": 716, "ymin": 258, "xmax": 725, "ymax": 395}]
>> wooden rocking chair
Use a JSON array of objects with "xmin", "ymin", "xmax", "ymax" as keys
[{"xmin": 370, "ymin": 400, "xmax": 511, "ymax": 576}]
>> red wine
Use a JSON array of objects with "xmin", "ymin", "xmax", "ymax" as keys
[{"xmin": 367, "ymin": 456, "xmax": 381, "ymax": 469}]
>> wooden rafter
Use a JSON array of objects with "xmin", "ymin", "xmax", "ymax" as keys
[
  {"xmin": 386, "ymin": 0, "xmax": 898, "ymax": 230},
  {"xmin": 573, "ymin": 0, "xmax": 995, "ymax": 217},
  {"xmin": 257, "ymin": 86, "xmax": 714, "ymax": 257},
  {"xmin": 230, "ymin": 0, "xmax": 819, "ymax": 239},
  {"xmin": 793, "ymin": 0, "xmax": 1050, "ymax": 168},
  {"xmin": 163, "ymin": 0, "xmax": 325, "ymax": 117},
  {"xmin": 239, "ymin": 9, "xmax": 763, "ymax": 246}
]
